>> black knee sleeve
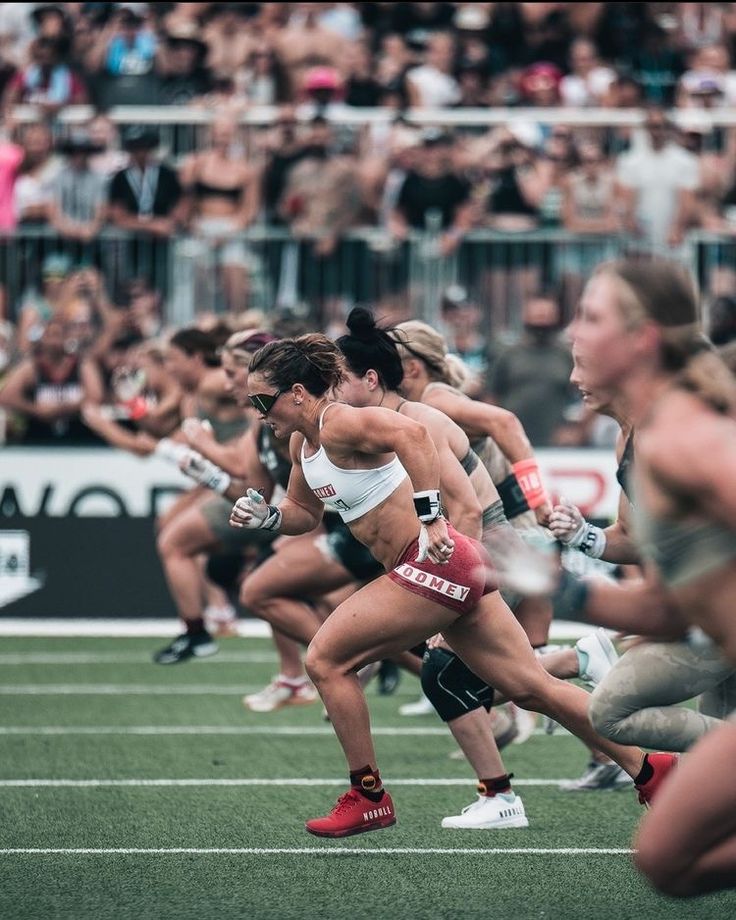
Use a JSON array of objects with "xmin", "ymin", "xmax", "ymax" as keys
[
  {"xmin": 420, "ymin": 647, "xmax": 495, "ymax": 723},
  {"xmin": 205, "ymin": 553, "xmax": 246, "ymax": 592}
]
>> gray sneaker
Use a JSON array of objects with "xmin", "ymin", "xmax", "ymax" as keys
[{"xmin": 559, "ymin": 761, "xmax": 634, "ymax": 792}]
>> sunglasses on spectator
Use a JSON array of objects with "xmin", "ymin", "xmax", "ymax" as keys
[{"xmin": 248, "ymin": 390, "xmax": 285, "ymax": 415}]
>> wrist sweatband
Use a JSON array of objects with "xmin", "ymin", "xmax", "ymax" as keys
[
  {"xmin": 413, "ymin": 489, "xmax": 442, "ymax": 522},
  {"xmin": 122, "ymin": 396, "xmax": 148, "ymax": 421},
  {"xmin": 511, "ymin": 459, "xmax": 549, "ymax": 511},
  {"xmin": 579, "ymin": 523, "xmax": 607, "ymax": 559}
]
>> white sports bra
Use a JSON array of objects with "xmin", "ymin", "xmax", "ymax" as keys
[{"xmin": 300, "ymin": 404, "xmax": 408, "ymax": 523}]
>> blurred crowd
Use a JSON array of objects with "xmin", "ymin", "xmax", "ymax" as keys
[
  {"xmin": 2, "ymin": 3, "xmax": 736, "ymax": 450},
  {"xmin": 4, "ymin": 3, "xmax": 736, "ymax": 111}
]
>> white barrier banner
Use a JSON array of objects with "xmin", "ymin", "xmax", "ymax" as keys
[{"xmin": 0, "ymin": 447, "xmax": 620, "ymax": 520}]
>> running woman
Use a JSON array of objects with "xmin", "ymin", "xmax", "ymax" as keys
[
  {"xmin": 550, "ymin": 351, "xmax": 736, "ymax": 757},
  {"xmin": 391, "ymin": 319, "xmax": 624, "ymax": 789},
  {"xmin": 230, "ymin": 333, "xmax": 655, "ymax": 839},
  {"xmin": 570, "ymin": 257, "xmax": 736, "ymax": 897}
]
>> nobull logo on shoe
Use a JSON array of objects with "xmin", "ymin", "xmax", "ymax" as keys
[
  {"xmin": 363, "ymin": 806, "xmax": 392, "ymax": 822},
  {"xmin": 395, "ymin": 564, "xmax": 470, "ymax": 601}
]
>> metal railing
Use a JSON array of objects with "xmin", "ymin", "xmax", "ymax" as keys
[
  {"xmin": 11, "ymin": 103, "xmax": 736, "ymax": 158},
  {"xmin": 3, "ymin": 225, "xmax": 733, "ymax": 330}
]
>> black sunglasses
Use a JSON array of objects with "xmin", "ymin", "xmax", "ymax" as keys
[{"xmin": 248, "ymin": 389, "xmax": 285, "ymax": 415}]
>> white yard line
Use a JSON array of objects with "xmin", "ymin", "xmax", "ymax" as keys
[
  {"xmin": 0, "ymin": 618, "xmax": 598, "ymax": 640},
  {"xmin": 0, "ymin": 847, "xmax": 635, "ymax": 856},
  {"xmin": 0, "ymin": 725, "xmax": 567, "ymax": 738},
  {"xmin": 0, "ymin": 778, "xmax": 574, "ymax": 787},
  {"xmin": 0, "ymin": 685, "xmax": 264, "ymax": 695},
  {"xmin": 0, "ymin": 653, "xmax": 278, "ymax": 665}
]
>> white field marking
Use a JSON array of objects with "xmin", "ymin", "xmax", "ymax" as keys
[
  {"xmin": 0, "ymin": 618, "xmax": 598, "ymax": 641},
  {"xmin": 0, "ymin": 725, "xmax": 570, "ymax": 738},
  {"xmin": 0, "ymin": 778, "xmax": 574, "ymax": 788},
  {"xmin": 0, "ymin": 847, "xmax": 635, "ymax": 856},
  {"xmin": 0, "ymin": 652, "xmax": 278, "ymax": 665},
  {"xmin": 0, "ymin": 685, "xmax": 266, "ymax": 695}
]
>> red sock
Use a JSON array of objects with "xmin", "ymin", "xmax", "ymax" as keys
[
  {"xmin": 478, "ymin": 773, "xmax": 513, "ymax": 796},
  {"xmin": 349, "ymin": 765, "xmax": 384, "ymax": 802}
]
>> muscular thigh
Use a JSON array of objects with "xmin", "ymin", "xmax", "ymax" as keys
[
  {"xmin": 443, "ymin": 590, "xmax": 547, "ymax": 701},
  {"xmin": 601, "ymin": 639, "xmax": 735, "ymax": 708},
  {"xmin": 244, "ymin": 533, "xmax": 355, "ymax": 603},
  {"xmin": 309, "ymin": 576, "xmax": 459, "ymax": 672},
  {"xmin": 158, "ymin": 502, "xmax": 222, "ymax": 557}
]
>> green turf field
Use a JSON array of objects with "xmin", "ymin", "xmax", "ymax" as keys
[{"xmin": 1, "ymin": 635, "xmax": 734, "ymax": 920}]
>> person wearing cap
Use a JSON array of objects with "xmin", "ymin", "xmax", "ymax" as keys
[
  {"xmin": 157, "ymin": 22, "xmax": 212, "ymax": 105},
  {"xmin": 48, "ymin": 131, "xmax": 107, "ymax": 247},
  {"xmin": 16, "ymin": 252, "xmax": 72, "ymax": 355},
  {"xmin": 108, "ymin": 127, "xmax": 184, "ymax": 239},
  {"xmin": 84, "ymin": 6, "xmax": 159, "ymax": 107}
]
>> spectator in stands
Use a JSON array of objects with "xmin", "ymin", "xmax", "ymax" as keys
[
  {"xmin": 239, "ymin": 44, "xmax": 290, "ymax": 106},
  {"xmin": 16, "ymin": 252, "xmax": 71, "ymax": 353},
  {"xmin": 279, "ymin": 127, "xmax": 362, "ymax": 258},
  {"xmin": 489, "ymin": 293, "xmax": 574, "ymax": 447},
  {"xmin": 2, "ymin": 36, "xmax": 86, "ymax": 115},
  {"xmin": 559, "ymin": 38, "xmax": 616, "ymax": 107},
  {"xmin": 559, "ymin": 140, "xmax": 620, "ymax": 314},
  {"xmin": 454, "ymin": 61, "xmax": 490, "ymax": 108},
  {"xmin": 85, "ymin": 7, "xmax": 159, "ymax": 107},
  {"xmin": 518, "ymin": 62, "xmax": 563, "ymax": 108},
  {"xmin": 48, "ymin": 131, "xmax": 107, "ymax": 250},
  {"xmin": 202, "ymin": 3, "xmax": 259, "ymax": 81},
  {"xmin": 87, "ymin": 114, "xmax": 128, "ymax": 180},
  {"xmin": 123, "ymin": 276, "xmax": 163, "ymax": 341},
  {"xmin": 157, "ymin": 23, "xmax": 212, "ymax": 106},
  {"xmin": 439, "ymin": 284, "xmax": 489, "ymax": 399},
  {"xmin": 406, "ymin": 31, "xmax": 460, "ymax": 107},
  {"xmin": 14, "ymin": 121, "xmax": 60, "ymax": 227},
  {"xmin": 108, "ymin": 127, "xmax": 185, "ymax": 239},
  {"xmin": 343, "ymin": 41, "xmax": 383, "ymax": 108},
  {"xmin": 374, "ymin": 33, "xmax": 414, "ymax": 96},
  {"xmin": 616, "ymin": 106, "xmax": 700, "ymax": 250},
  {"xmin": 390, "ymin": 129, "xmax": 472, "ymax": 257},
  {"xmin": 0, "ymin": 316, "xmax": 99, "ymax": 443},
  {"xmin": 180, "ymin": 115, "xmax": 261, "ymax": 312},
  {"xmin": 262, "ymin": 107, "xmax": 312, "ymax": 224}
]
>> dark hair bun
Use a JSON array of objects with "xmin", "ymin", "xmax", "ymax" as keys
[{"xmin": 346, "ymin": 306, "xmax": 378, "ymax": 341}]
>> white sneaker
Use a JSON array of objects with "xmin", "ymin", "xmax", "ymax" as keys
[
  {"xmin": 576, "ymin": 629, "xmax": 618, "ymax": 687},
  {"xmin": 243, "ymin": 678, "xmax": 318, "ymax": 713},
  {"xmin": 441, "ymin": 792, "xmax": 529, "ymax": 829},
  {"xmin": 399, "ymin": 694, "xmax": 435, "ymax": 716}
]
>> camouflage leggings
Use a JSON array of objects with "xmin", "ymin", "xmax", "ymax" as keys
[{"xmin": 589, "ymin": 637, "xmax": 736, "ymax": 752}]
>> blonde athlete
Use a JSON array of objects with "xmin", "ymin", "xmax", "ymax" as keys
[{"xmin": 571, "ymin": 258, "xmax": 736, "ymax": 897}]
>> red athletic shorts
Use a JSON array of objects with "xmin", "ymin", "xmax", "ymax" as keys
[{"xmin": 387, "ymin": 525, "xmax": 497, "ymax": 615}]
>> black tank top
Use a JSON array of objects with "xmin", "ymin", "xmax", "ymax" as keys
[
  {"xmin": 23, "ymin": 355, "xmax": 92, "ymax": 443},
  {"xmin": 489, "ymin": 167, "xmax": 538, "ymax": 217},
  {"xmin": 615, "ymin": 431, "xmax": 635, "ymax": 503}
]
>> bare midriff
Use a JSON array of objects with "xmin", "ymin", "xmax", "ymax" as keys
[{"xmin": 344, "ymin": 478, "xmax": 421, "ymax": 571}]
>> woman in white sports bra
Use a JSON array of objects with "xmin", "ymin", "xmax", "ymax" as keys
[
  {"xmin": 230, "ymin": 332, "xmax": 647, "ymax": 840},
  {"xmin": 573, "ymin": 258, "xmax": 736, "ymax": 898}
]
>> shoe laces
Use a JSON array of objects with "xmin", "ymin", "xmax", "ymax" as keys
[{"xmin": 332, "ymin": 789, "xmax": 362, "ymax": 816}]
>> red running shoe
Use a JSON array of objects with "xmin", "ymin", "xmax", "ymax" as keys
[
  {"xmin": 635, "ymin": 753, "xmax": 679, "ymax": 807},
  {"xmin": 306, "ymin": 788, "xmax": 396, "ymax": 838}
]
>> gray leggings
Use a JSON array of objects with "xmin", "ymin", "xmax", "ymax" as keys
[{"xmin": 589, "ymin": 638, "xmax": 736, "ymax": 752}]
